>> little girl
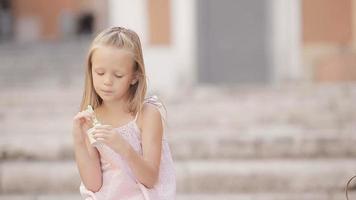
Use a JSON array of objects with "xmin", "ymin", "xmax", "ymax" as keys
[{"xmin": 72, "ymin": 26, "xmax": 176, "ymax": 200}]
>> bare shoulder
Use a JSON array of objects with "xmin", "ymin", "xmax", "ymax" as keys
[
  {"xmin": 141, "ymin": 103, "xmax": 162, "ymax": 124},
  {"xmin": 137, "ymin": 103, "xmax": 163, "ymax": 133}
]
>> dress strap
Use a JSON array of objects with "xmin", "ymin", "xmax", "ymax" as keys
[
  {"xmin": 134, "ymin": 110, "xmax": 139, "ymax": 122},
  {"xmin": 144, "ymin": 95, "xmax": 162, "ymax": 108},
  {"xmin": 135, "ymin": 95, "xmax": 164, "ymax": 122}
]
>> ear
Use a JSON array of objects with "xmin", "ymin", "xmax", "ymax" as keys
[{"xmin": 131, "ymin": 74, "xmax": 139, "ymax": 85}]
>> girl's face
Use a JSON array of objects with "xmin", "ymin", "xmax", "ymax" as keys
[{"xmin": 91, "ymin": 46, "xmax": 137, "ymax": 102}]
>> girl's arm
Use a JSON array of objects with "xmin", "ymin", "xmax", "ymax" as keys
[
  {"xmin": 123, "ymin": 103, "xmax": 163, "ymax": 188},
  {"xmin": 74, "ymin": 136, "xmax": 103, "ymax": 192}
]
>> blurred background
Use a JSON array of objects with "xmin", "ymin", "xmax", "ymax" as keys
[{"xmin": 0, "ymin": 0, "xmax": 356, "ymax": 199}]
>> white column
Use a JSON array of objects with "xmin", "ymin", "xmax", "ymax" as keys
[
  {"xmin": 106, "ymin": 0, "xmax": 196, "ymax": 96},
  {"xmin": 107, "ymin": 0, "xmax": 148, "ymax": 44},
  {"xmin": 171, "ymin": 0, "xmax": 197, "ymax": 86},
  {"xmin": 352, "ymin": 0, "xmax": 356, "ymax": 50},
  {"xmin": 144, "ymin": 0, "xmax": 197, "ymax": 96},
  {"xmin": 269, "ymin": 0, "xmax": 302, "ymax": 84}
]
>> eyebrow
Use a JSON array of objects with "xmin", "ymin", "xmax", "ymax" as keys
[{"xmin": 94, "ymin": 67, "xmax": 123, "ymax": 73}]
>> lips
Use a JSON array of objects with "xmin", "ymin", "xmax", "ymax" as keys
[{"xmin": 101, "ymin": 90, "xmax": 113, "ymax": 94}]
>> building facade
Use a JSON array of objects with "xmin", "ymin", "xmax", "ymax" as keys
[{"xmin": 1, "ymin": 0, "xmax": 355, "ymax": 94}]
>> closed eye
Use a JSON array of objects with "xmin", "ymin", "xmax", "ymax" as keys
[
  {"xmin": 115, "ymin": 75, "xmax": 123, "ymax": 78},
  {"xmin": 96, "ymin": 72, "xmax": 104, "ymax": 76}
]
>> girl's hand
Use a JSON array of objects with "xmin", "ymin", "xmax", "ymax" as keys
[
  {"xmin": 72, "ymin": 110, "xmax": 93, "ymax": 144},
  {"xmin": 92, "ymin": 125, "xmax": 129, "ymax": 155}
]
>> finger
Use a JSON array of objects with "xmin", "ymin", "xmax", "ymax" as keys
[
  {"xmin": 82, "ymin": 111, "xmax": 94, "ymax": 118},
  {"xmin": 97, "ymin": 124, "xmax": 112, "ymax": 128},
  {"xmin": 74, "ymin": 111, "xmax": 92, "ymax": 121},
  {"xmin": 95, "ymin": 125, "xmax": 112, "ymax": 130},
  {"xmin": 77, "ymin": 109, "xmax": 93, "ymax": 117},
  {"xmin": 96, "ymin": 137, "xmax": 106, "ymax": 142},
  {"xmin": 76, "ymin": 115, "xmax": 92, "ymax": 123},
  {"xmin": 92, "ymin": 130, "xmax": 109, "ymax": 136},
  {"xmin": 82, "ymin": 113, "xmax": 93, "ymax": 122},
  {"xmin": 73, "ymin": 112, "xmax": 85, "ymax": 120},
  {"xmin": 92, "ymin": 132, "xmax": 107, "ymax": 138},
  {"xmin": 93, "ymin": 133, "xmax": 107, "ymax": 139}
]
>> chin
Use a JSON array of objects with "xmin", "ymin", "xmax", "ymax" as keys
[{"xmin": 101, "ymin": 94, "xmax": 119, "ymax": 101}]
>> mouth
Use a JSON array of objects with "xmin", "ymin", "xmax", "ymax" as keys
[{"xmin": 101, "ymin": 90, "xmax": 113, "ymax": 94}]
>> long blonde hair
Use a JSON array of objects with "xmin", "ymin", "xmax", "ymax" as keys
[{"xmin": 79, "ymin": 27, "xmax": 147, "ymax": 115}]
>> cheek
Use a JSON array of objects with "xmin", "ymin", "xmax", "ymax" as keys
[
  {"xmin": 91, "ymin": 74, "xmax": 102, "ymax": 89},
  {"xmin": 114, "ymin": 79, "xmax": 128, "ymax": 89},
  {"xmin": 92, "ymin": 75, "xmax": 98, "ymax": 85},
  {"xmin": 112, "ymin": 80, "xmax": 130, "ymax": 92}
]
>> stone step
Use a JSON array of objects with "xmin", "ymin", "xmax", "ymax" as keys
[
  {"xmin": 1, "ymin": 84, "xmax": 354, "ymax": 105},
  {"xmin": 2, "ymin": 111, "xmax": 351, "ymax": 138},
  {"xmin": 0, "ymin": 192, "xmax": 355, "ymax": 200},
  {"xmin": 1, "ymin": 159, "xmax": 355, "ymax": 193},
  {"xmin": 1, "ymin": 129, "xmax": 355, "ymax": 161},
  {"xmin": 0, "ymin": 38, "xmax": 90, "ymax": 88},
  {"xmin": 1, "ymin": 106, "xmax": 349, "ymax": 131},
  {"xmin": 2, "ymin": 89, "xmax": 353, "ymax": 129},
  {"xmin": 1, "ymin": 81, "xmax": 355, "ymax": 103},
  {"xmin": 1, "ymin": 85, "xmax": 354, "ymax": 131},
  {"xmin": 170, "ymin": 128, "xmax": 356, "ymax": 160},
  {"xmin": 177, "ymin": 192, "xmax": 356, "ymax": 200}
]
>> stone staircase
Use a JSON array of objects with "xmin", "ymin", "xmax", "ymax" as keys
[
  {"xmin": 0, "ymin": 37, "xmax": 90, "ymax": 89},
  {"xmin": 0, "ymin": 84, "xmax": 356, "ymax": 200}
]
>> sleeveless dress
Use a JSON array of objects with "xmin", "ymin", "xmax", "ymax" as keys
[{"xmin": 79, "ymin": 96, "xmax": 176, "ymax": 200}]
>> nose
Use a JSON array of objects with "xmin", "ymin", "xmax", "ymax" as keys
[{"xmin": 103, "ymin": 75, "xmax": 113, "ymax": 86}]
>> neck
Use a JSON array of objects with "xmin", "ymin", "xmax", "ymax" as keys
[{"xmin": 101, "ymin": 97, "xmax": 131, "ymax": 115}]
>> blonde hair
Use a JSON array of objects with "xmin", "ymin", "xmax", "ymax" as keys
[{"xmin": 79, "ymin": 26, "xmax": 147, "ymax": 115}]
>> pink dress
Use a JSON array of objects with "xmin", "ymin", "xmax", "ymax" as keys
[{"xmin": 79, "ymin": 96, "xmax": 176, "ymax": 200}]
